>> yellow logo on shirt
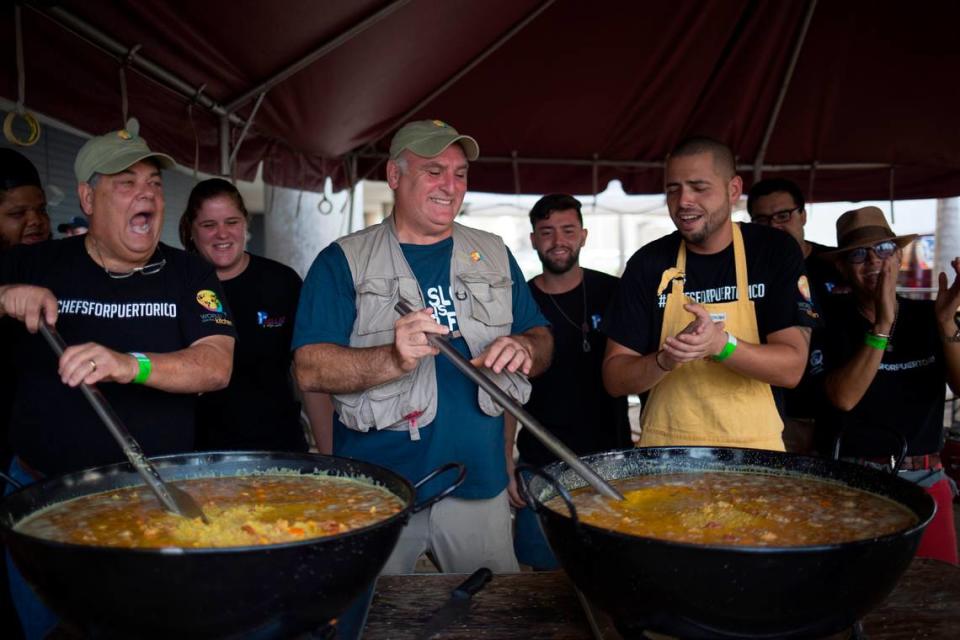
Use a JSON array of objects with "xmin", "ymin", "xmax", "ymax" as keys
[
  {"xmin": 196, "ymin": 290, "xmax": 223, "ymax": 312},
  {"xmin": 797, "ymin": 275, "xmax": 812, "ymax": 302}
]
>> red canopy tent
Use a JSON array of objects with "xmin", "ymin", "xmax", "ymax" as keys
[{"xmin": 2, "ymin": 0, "xmax": 959, "ymax": 201}]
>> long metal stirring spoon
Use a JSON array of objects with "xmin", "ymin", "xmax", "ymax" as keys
[
  {"xmin": 394, "ymin": 300, "xmax": 625, "ymax": 501},
  {"xmin": 40, "ymin": 320, "xmax": 209, "ymax": 523}
]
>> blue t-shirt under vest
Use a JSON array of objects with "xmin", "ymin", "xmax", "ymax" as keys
[{"xmin": 293, "ymin": 236, "xmax": 547, "ymax": 500}]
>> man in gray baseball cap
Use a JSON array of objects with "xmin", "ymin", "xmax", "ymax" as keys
[
  {"xmin": 0, "ymin": 119, "xmax": 236, "ymax": 635},
  {"xmin": 293, "ymin": 118, "xmax": 552, "ymax": 581}
]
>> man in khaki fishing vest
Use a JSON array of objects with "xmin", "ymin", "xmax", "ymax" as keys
[
  {"xmin": 602, "ymin": 136, "xmax": 816, "ymax": 450},
  {"xmin": 293, "ymin": 120, "xmax": 552, "ymax": 574}
]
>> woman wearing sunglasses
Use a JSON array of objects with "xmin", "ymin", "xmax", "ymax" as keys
[{"xmin": 819, "ymin": 206, "xmax": 960, "ymax": 564}]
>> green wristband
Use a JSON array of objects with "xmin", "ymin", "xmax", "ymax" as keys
[
  {"xmin": 712, "ymin": 332, "xmax": 738, "ymax": 362},
  {"xmin": 130, "ymin": 352, "xmax": 151, "ymax": 384},
  {"xmin": 864, "ymin": 333, "xmax": 888, "ymax": 351}
]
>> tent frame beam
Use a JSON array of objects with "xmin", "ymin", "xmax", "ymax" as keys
[
  {"xmin": 357, "ymin": 151, "xmax": 891, "ymax": 172},
  {"xmin": 224, "ymin": 0, "xmax": 413, "ymax": 113},
  {"xmin": 355, "ymin": 0, "xmax": 557, "ymax": 183},
  {"xmin": 752, "ymin": 0, "xmax": 819, "ymax": 183},
  {"xmin": 34, "ymin": 4, "xmax": 258, "ymax": 177},
  {"xmin": 35, "ymin": 5, "xmax": 242, "ymax": 127}
]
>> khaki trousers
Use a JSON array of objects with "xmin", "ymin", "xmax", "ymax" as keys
[{"xmin": 381, "ymin": 489, "xmax": 519, "ymax": 574}]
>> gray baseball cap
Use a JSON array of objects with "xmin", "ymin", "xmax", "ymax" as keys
[{"xmin": 74, "ymin": 118, "xmax": 175, "ymax": 183}]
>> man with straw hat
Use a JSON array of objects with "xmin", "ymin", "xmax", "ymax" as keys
[{"xmin": 820, "ymin": 205, "xmax": 960, "ymax": 565}]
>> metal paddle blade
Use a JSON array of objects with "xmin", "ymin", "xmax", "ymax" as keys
[
  {"xmin": 38, "ymin": 321, "xmax": 209, "ymax": 523},
  {"xmin": 160, "ymin": 482, "xmax": 209, "ymax": 522}
]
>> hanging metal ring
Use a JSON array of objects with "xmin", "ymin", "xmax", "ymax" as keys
[
  {"xmin": 3, "ymin": 109, "xmax": 41, "ymax": 146},
  {"xmin": 317, "ymin": 193, "xmax": 333, "ymax": 215}
]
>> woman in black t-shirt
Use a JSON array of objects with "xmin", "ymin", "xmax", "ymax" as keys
[{"xmin": 180, "ymin": 179, "xmax": 332, "ymax": 452}]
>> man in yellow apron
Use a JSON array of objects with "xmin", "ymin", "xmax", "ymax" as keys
[{"xmin": 602, "ymin": 137, "xmax": 817, "ymax": 451}]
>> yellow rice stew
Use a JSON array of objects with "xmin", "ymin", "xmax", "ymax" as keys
[
  {"xmin": 545, "ymin": 472, "xmax": 918, "ymax": 546},
  {"xmin": 15, "ymin": 475, "xmax": 404, "ymax": 548}
]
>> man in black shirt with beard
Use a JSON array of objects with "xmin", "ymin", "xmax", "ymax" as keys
[{"xmin": 506, "ymin": 193, "xmax": 630, "ymax": 569}]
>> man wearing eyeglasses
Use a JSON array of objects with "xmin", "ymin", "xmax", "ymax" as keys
[
  {"xmin": 746, "ymin": 178, "xmax": 845, "ymax": 452},
  {"xmin": 0, "ymin": 118, "xmax": 237, "ymax": 479},
  {"xmin": 604, "ymin": 137, "xmax": 817, "ymax": 451},
  {"xmin": 0, "ymin": 119, "xmax": 238, "ymax": 636},
  {"xmin": 818, "ymin": 206, "xmax": 960, "ymax": 564},
  {"xmin": 747, "ymin": 178, "xmax": 846, "ymax": 299}
]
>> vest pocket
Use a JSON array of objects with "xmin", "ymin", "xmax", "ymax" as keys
[
  {"xmin": 356, "ymin": 278, "xmax": 400, "ymax": 336},
  {"xmin": 365, "ymin": 374, "xmax": 416, "ymax": 429},
  {"xmin": 459, "ymin": 272, "xmax": 513, "ymax": 326},
  {"xmin": 334, "ymin": 373, "xmax": 418, "ymax": 432}
]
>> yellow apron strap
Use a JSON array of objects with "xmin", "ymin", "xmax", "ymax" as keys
[
  {"xmin": 640, "ymin": 222, "xmax": 784, "ymax": 452},
  {"xmin": 732, "ymin": 223, "xmax": 749, "ymax": 302}
]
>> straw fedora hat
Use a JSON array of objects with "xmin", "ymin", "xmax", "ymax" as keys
[{"xmin": 822, "ymin": 206, "xmax": 917, "ymax": 258}]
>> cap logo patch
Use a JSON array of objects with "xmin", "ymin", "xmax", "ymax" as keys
[
  {"xmin": 118, "ymin": 129, "xmax": 132, "ymax": 140},
  {"xmin": 432, "ymin": 120, "xmax": 448, "ymax": 128},
  {"xmin": 196, "ymin": 290, "xmax": 223, "ymax": 312}
]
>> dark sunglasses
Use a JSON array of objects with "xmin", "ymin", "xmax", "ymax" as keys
[
  {"xmin": 844, "ymin": 240, "xmax": 898, "ymax": 264},
  {"xmin": 751, "ymin": 207, "xmax": 800, "ymax": 226}
]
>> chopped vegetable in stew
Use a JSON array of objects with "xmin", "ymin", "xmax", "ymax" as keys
[
  {"xmin": 16, "ymin": 475, "xmax": 404, "ymax": 549},
  {"xmin": 544, "ymin": 472, "xmax": 917, "ymax": 546}
]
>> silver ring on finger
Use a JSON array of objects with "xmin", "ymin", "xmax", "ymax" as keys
[{"xmin": 89, "ymin": 359, "xmax": 97, "ymax": 372}]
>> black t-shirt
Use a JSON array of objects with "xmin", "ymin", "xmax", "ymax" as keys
[
  {"xmin": 605, "ymin": 223, "xmax": 818, "ymax": 356},
  {"xmin": 806, "ymin": 241, "xmax": 846, "ymax": 302},
  {"xmin": 0, "ymin": 237, "xmax": 236, "ymax": 475},
  {"xmin": 817, "ymin": 296, "xmax": 946, "ymax": 457},
  {"xmin": 780, "ymin": 241, "xmax": 848, "ymax": 419},
  {"xmin": 195, "ymin": 254, "xmax": 308, "ymax": 451},
  {"xmin": 519, "ymin": 269, "xmax": 631, "ymax": 466}
]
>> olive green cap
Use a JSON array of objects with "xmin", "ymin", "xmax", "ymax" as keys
[
  {"xmin": 388, "ymin": 119, "xmax": 479, "ymax": 161},
  {"xmin": 74, "ymin": 118, "xmax": 175, "ymax": 183}
]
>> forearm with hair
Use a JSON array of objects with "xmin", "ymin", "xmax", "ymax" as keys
[{"xmin": 294, "ymin": 342, "xmax": 408, "ymax": 394}]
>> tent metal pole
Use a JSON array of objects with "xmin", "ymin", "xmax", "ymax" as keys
[
  {"xmin": 220, "ymin": 116, "xmax": 231, "ymax": 176},
  {"xmin": 35, "ymin": 5, "xmax": 244, "ymax": 127},
  {"xmin": 224, "ymin": 0, "xmax": 413, "ymax": 113},
  {"xmin": 752, "ymin": 0, "xmax": 819, "ymax": 183},
  {"xmin": 357, "ymin": 0, "xmax": 556, "ymax": 161},
  {"xmin": 228, "ymin": 92, "xmax": 267, "ymax": 170},
  {"xmin": 356, "ymin": 151, "xmax": 889, "ymax": 172}
]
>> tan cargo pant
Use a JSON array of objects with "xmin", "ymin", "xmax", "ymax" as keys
[{"xmin": 381, "ymin": 488, "xmax": 519, "ymax": 574}]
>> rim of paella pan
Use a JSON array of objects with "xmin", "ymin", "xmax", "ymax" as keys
[
  {"xmin": 0, "ymin": 451, "xmax": 418, "ymax": 555},
  {"xmin": 531, "ymin": 447, "xmax": 936, "ymax": 555}
]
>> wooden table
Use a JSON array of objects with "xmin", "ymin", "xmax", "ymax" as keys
[{"xmin": 362, "ymin": 559, "xmax": 960, "ymax": 639}]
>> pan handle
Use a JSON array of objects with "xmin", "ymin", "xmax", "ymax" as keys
[
  {"xmin": 516, "ymin": 463, "xmax": 579, "ymax": 526},
  {"xmin": 832, "ymin": 424, "xmax": 908, "ymax": 474},
  {"xmin": 410, "ymin": 462, "xmax": 466, "ymax": 513}
]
